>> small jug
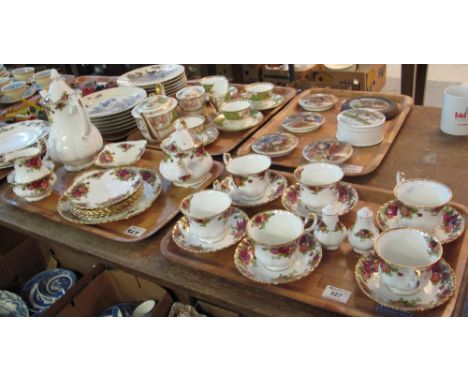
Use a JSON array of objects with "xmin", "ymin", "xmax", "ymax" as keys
[
  {"xmin": 314, "ymin": 204, "xmax": 347, "ymax": 250},
  {"xmin": 347, "ymin": 207, "xmax": 379, "ymax": 255}
]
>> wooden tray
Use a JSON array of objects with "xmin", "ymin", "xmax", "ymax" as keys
[
  {"xmin": 127, "ymin": 84, "xmax": 297, "ymax": 156},
  {"xmin": 0, "ymin": 149, "xmax": 223, "ymax": 243},
  {"xmin": 160, "ymin": 171, "xmax": 468, "ymax": 316},
  {"xmin": 236, "ymin": 88, "xmax": 414, "ymax": 176}
]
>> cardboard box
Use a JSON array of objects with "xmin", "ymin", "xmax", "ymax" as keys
[
  {"xmin": 55, "ymin": 268, "xmax": 173, "ymax": 317},
  {"xmin": 262, "ymin": 64, "xmax": 317, "ymax": 83},
  {"xmin": 300, "ymin": 64, "xmax": 386, "ymax": 92}
]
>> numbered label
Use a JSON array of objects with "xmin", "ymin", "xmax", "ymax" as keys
[
  {"xmin": 124, "ymin": 225, "xmax": 147, "ymax": 237},
  {"xmin": 321, "ymin": 285, "xmax": 352, "ymax": 304},
  {"xmin": 340, "ymin": 164, "xmax": 364, "ymax": 175}
]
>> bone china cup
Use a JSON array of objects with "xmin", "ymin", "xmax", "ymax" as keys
[
  {"xmin": 223, "ymin": 153, "xmax": 271, "ymax": 201},
  {"xmin": 176, "ymin": 85, "xmax": 205, "ymax": 113},
  {"xmin": 173, "ymin": 115, "xmax": 206, "ymax": 136},
  {"xmin": 244, "ymin": 82, "xmax": 274, "ymax": 101},
  {"xmin": 200, "ymin": 75, "xmax": 228, "ymax": 93},
  {"xmin": 294, "ymin": 162, "xmax": 344, "ymax": 210},
  {"xmin": 394, "ymin": 173, "xmax": 452, "ymax": 233},
  {"xmin": 180, "ymin": 190, "xmax": 232, "ymax": 244},
  {"xmin": 221, "ymin": 99, "xmax": 251, "ymax": 121},
  {"xmin": 12, "ymin": 67, "xmax": 35, "ymax": 82},
  {"xmin": 247, "ymin": 210, "xmax": 318, "ymax": 271},
  {"xmin": 34, "ymin": 69, "xmax": 54, "ymax": 90},
  {"xmin": 1, "ymin": 81, "xmax": 26, "ymax": 100},
  {"xmin": 374, "ymin": 228, "xmax": 443, "ymax": 295}
]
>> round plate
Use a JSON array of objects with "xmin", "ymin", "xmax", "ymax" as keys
[
  {"xmin": 355, "ymin": 253, "xmax": 455, "ymax": 312},
  {"xmin": 118, "ymin": 64, "xmax": 185, "ymax": 87},
  {"xmin": 324, "ymin": 64, "xmax": 356, "ymax": 71},
  {"xmin": 302, "ymin": 139, "xmax": 353, "ymax": 164},
  {"xmin": 0, "ymin": 290, "xmax": 29, "ymax": 317},
  {"xmin": 172, "ymin": 207, "xmax": 248, "ymax": 253},
  {"xmin": 214, "ymin": 171, "xmax": 287, "ymax": 207},
  {"xmin": 251, "ymin": 132, "xmax": 298, "ymax": 157},
  {"xmin": 299, "ymin": 93, "xmax": 338, "ymax": 112},
  {"xmin": 58, "ymin": 168, "xmax": 162, "ymax": 224},
  {"xmin": 376, "ymin": 200, "xmax": 465, "ymax": 244},
  {"xmin": 341, "ymin": 96, "xmax": 399, "ymax": 119},
  {"xmin": 200, "ymin": 125, "xmax": 219, "ymax": 146},
  {"xmin": 0, "ymin": 120, "xmax": 48, "ymax": 157},
  {"xmin": 0, "ymin": 86, "xmax": 36, "ymax": 104},
  {"xmin": 243, "ymin": 93, "xmax": 284, "ymax": 111},
  {"xmin": 282, "ymin": 182, "xmax": 358, "ymax": 216},
  {"xmin": 282, "ymin": 112, "xmax": 325, "ymax": 133},
  {"xmin": 98, "ymin": 303, "xmax": 137, "ymax": 317},
  {"xmin": 234, "ymin": 233, "xmax": 322, "ymax": 285},
  {"xmin": 214, "ymin": 110, "xmax": 263, "ymax": 132},
  {"xmin": 83, "ymin": 86, "xmax": 147, "ymax": 118}
]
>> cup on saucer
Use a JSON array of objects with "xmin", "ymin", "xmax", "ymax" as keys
[
  {"xmin": 247, "ymin": 209, "xmax": 317, "ymax": 271},
  {"xmin": 294, "ymin": 162, "xmax": 344, "ymax": 211},
  {"xmin": 174, "ymin": 115, "xmax": 206, "ymax": 137},
  {"xmin": 1, "ymin": 81, "xmax": 26, "ymax": 101},
  {"xmin": 220, "ymin": 99, "xmax": 252, "ymax": 129},
  {"xmin": 176, "ymin": 85, "xmax": 205, "ymax": 114},
  {"xmin": 180, "ymin": 190, "xmax": 232, "ymax": 244},
  {"xmin": 12, "ymin": 67, "xmax": 35, "ymax": 83}
]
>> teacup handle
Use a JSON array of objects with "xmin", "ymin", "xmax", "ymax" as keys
[
  {"xmin": 303, "ymin": 212, "xmax": 318, "ymax": 233},
  {"xmin": 396, "ymin": 171, "xmax": 406, "ymax": 185},
  {"xmin": 212, "ymin": 179, "xmax": 221, "ymax": 190},
  {"xmin": 223, "ymin": 153, "xmax": 232, "ymax": 165}
]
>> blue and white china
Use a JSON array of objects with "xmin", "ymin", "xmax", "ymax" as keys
[
  {"xmin": 98, "ymin": 303, "xmax": 137, "ymax": 317},
  {"xmin": 0, "ymin": 290, "xmax": 29, "ymax": 317}
]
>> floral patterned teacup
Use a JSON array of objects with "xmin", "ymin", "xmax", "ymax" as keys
[
  {"xmin": 173, "ymin": 115, "xmax": 206, "ymax": 138},
  {"xmin": 176, "ymin": 86, "xmax": 205, "ymax": 113},
  {"xmin": 223, "ymin": 153, "xmax": 271, "ymax": 201},
  {"xmin": 294, "ymin": 162, "xmax": 344, "ymax": 211},
  {"xmin": 180, "ymin": 190, "xmax": 232, "ymax": 244},
  {"xmin": 247, "ymin": 210, "xmax": 318, "ymax": 271},
  {"xmin": 394, "ymin": 172, "xmax": 452, "ymax": 233},
  {"xmin": 5, "ymin": 147, "xmax": 52, "ymax": 184},
  {"xmin": 375, "ymin": 227, "xmax": 443, "ymax": 295}
]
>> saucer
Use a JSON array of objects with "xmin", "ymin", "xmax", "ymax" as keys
[
  {"xmin": 214, "ymin": 171, "xmax": 287, "ymax": 207},
  {"xmin": 172, "ymin": 207, "xmax": 248, "ymax": 253},
  {"xmin": 377, "ymin": 200, "xmax": 465, "ymax": 244},
  {"xmin": 0, "ymin": 86, "xmax": 35, "ymax": 104},
  {"xmin": 200, "ymin": 125, "xmax": 219, "ymax": 146},
  {"xmin": 298, "ymin": 93, "xmax": 338, "ymax": 112},
  {"xmin": 234, "ymin": 233, "xmax": 322, "ymax": 285},
  {"xmin": 355, "ymin": 253, "xmax": 455, "ymax": 312},
  {"xmin": 282, "ymin": 112, "xmax": 325, "ymax": 133},
  {"xmin": 0, "ymin": 290, "xmax": 29, "ymax": 317},
  {"xmin": 282, "ymin": 182, "xmax": 358, "ymax": 217},
  {"xmin": 251, "ymin": 132, "xmax": 298, "ymax": 157},
  {"xmin": 98, "ymin": 303, "xmax": 138, "ymax": 317},
  {"xmin": 214, "ymin": 111, "xmax": 263, "ymax": 132},
  {"xmin": 302, "ymin": 139, "xmax": 353, "ymax": 164},
  {"xmin": 242, "ymin": 93, "xmax": 284, "ymax": 111}
]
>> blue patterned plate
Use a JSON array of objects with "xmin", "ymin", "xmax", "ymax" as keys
[
  {"xmin": 0, "ymin": 290, "xmax": 29, "ymax": 317},
  {"xmin": 98, "ymin": 303, "xmax": 137, "ymax": 317}
]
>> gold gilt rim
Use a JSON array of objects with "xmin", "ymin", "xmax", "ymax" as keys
[
  {"xmin": 233, "ymin": 236, "xmax": 323, "ymax": 285},
  {"xmin": 354, "ymin": 255, "xmax": 456, "ymax": 313}
]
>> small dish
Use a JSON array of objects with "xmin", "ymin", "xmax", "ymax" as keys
[
  {"xmin": 299, "ymin": 93, "xmax": 338, "ymax": 112},
  {"xmin": 355, "ymin": 253, "xmax": 455, "ymax": 312},
  {"xmin": 251, "ymin": 132, "xmax": 298, "ymax": 157},
  {"xmin": 199, "ymin": 125, "xmax": 219, "ymax": 146},
  {"xmin": 234, "ymin": 233, "xmax": 322, "ymax": 285},
  {"xmin": 0, "ymin": 85, "xmax": 35, "ymax": 104},
  {"xmin": 95, "ymin": 140, "xmax": 147, "ymax": 168},
  {"xmin": 336, "ymin": 108, "xmax": 386, "ymax": 147},
  {"xmin": 0, "ymin": 290, "xmax": 29, "ymax": 317},
  {"xmin": 172, "ymin": 207, "xmax": 248, "ymax": 253},
  {"xmin": 214, "ymin": 110, "xmax": 263, "ymax": 132},
  {"xmin": 213, "ymin": 170, "xmax": 287, "ymax": 207},
  {"xmin": 282, "ymin": 182, "xmax": 358, "ymax": 216},
  {"xmin": 282, "ymin": 112, "xmax": 325, "ymax": 133},
  {"xmin": 302, "ymin": 139, "xmax": 353, "ymax": 164},
  {"xmin": 376, "ymin": 200, "xmax": 465, "ymax": 245},
  {"xmin": 341, "ymin": 96, "xmax": 399, "ymax": 119}
]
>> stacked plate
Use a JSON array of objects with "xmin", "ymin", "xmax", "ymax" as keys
[
  {"xmin": 57, "ymin": 167, "xmax": 162, "ymax": 225},
  {"xmin": 117, "ymin": 64, "xmax": 187, "ymax": 97},
  {"xmin": 82, "ymin": 87, "xmax": 147, "ymax": 141},
  {"xmin": 0, "ymin": 64, "xmax": 8, "ymax": 78},
  {"xmin": 0, "ymin": 120, "xmax": 48, "ymax": 169}
]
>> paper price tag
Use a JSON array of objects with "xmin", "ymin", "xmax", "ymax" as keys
[
  {"xmin": 340, "ymin": 164, "xmax": 364, "ymax": 175},
  {"xmin": 124, "ymin": 225, "xmax": 147, "ymax": 238},
  {"xmin": 321, "ymin": 285, "xmax": 352, "ymax": 304}
]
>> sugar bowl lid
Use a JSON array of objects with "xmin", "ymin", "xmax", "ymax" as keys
[
  {"xmin": 135, "ymin": 95, "xmax": 177, "ymax": 116},
  {"xmin": 161, "ymin": 119, "xmax": 202, "ymax": 153}
]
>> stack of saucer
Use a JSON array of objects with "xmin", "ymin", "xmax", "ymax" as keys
[
  {"xmin": 117, "ymin": 65, "xmax": 187, "ymax": 98},
  {"xmin": 83, "ymin": 86, "xmax": 147, "ymax": 141},
  {"xmin": 57, "ymin": 167, "xmax": 162, "ymax": 225}
]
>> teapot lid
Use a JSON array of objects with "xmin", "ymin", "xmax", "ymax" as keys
[
  {"xmin": 357, "ymin": 206, "xmax": 373, "ymax": 218},
  {"xmin": 161, "ymin": 120, "xmax": 202, "ymax": 153},
  {"xmin": 321, "ymin": 203, "xmax": 339, "ymax": 216},
  {"xmin": 137, "ymin": 95, "xmax": 177, "ymax": 115}
]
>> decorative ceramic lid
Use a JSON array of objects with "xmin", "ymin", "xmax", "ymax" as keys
[
  {"xmin": 357, "ymin": 206, "xmax": 373, "ymax": 218},
  {"xmin": 322, "ymin": 204, "xmax": 339, "ymax": 216},
  {"xmin": 134, "ymin": 95, "xmax": 177, "ymax": 117},
  {"xmin": 337, "ymin": 108, "xmax": 385, "ymax": 128}
]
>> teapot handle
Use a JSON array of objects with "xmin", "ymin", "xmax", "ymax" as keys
[
  {"xmin": 223, "ymin": 153, "xmax": 232, "ymax": 166},
  {"xmin": 75, "ymin": 95, "xmax": 93, "ymax": 138},
  {"xmin": 303, "ymin": 212, "xmax": 318, "ymax": 233},
  {"xmin": 396, "ymin": 171, "xmax": 406, "ymax": 185}
]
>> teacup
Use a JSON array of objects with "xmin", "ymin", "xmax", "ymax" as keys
[
  {"xmin": 1, "ymin": 81, "xmax": 26, "ymax": 100},
  {"xmin": 440, "ymin": 85, "xmax": 468, "ymax": 136},
  {"xmin": 200, "ymin": 75, "xmax": 228, "ymax": 93},
  {"xmin": 132, "ymin": 300, "xmax": 156, "ymax": 317},
  {"xmin": 394, "ymin": 172, "xmax": 452, "ymax": 233},
  {"xmin": 176, "ymin": 85, "xmax": 205, "ymax": 113},
  {"xmin": 174, "ymin": 115, "xmax": 206, "ymax": 137},
  {"xmin": 34, "ymin": 69, "xmax": 54, "ymax": 90},
  {"xmin": 374, "ymin": 227, "xmax": 443, "ymax": 295},
  {"xmin": 180, "ymin": 190, "xmax": 232, "ymax": 243},
  {"xmin": 247, "ymin": 209, "xmax": 317, "ymax": 271},
  {"xmin": 294, "ymin": 163, "xmax": 344, "ymax": 211},
  {"xmin": 223, "ymin": 153, "xmax": 271, "ymax": 201},
  {"xmin": 244, "ymin": 82, "xmax": 274, "ymax": 101},
  {"xmin": 221, "ymin": 99, "xmax": 251, "ymax": 121},
  {"xmin": 5, "ymin": 147, "xmax": 52, "ymax": 184},
  {"xmin": 12, "ymin": 67, "xmax": 35, "ymax": 83},
  {"xmin": 0, "ymin": 77, "xmax": 12, "ymax": 95}
]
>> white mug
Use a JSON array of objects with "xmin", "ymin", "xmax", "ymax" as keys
[{"xmin": 440, "ymin": 85, "xmax": 468, "ymax": 136}]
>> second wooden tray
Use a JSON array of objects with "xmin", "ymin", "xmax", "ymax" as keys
[
  {"xmin": 0, "ymin": 149, "xmax": 223, "ymax": 242},
  {"xmin": 236, "ymin": 88, "xmax": 414, "ymax": 176}
]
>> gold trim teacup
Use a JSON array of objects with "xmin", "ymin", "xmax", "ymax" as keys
[
  {"xmin": 221, "ymin": 99, "xmax": 251, "ymax": 121},
  {"xmin": 247, "ymin": 209, "xmax": 317, "ymax": 271},
  {"xmin": 1, "ymin": 81, "xmax": 26, "ymax": 100},
  {"xmin": 176, "ymin": 85, "xmax": 205, "ymax": 113},
  {"xmin": 173, "ymin": 115, "xmax": 206, "ymax": 137},
  {"xmin": 180, "ymin": 190, "xmax": 232, "ymax": 244},
  {"xmin": 374, "ymin": 227, "xmax": 443, "ymax": 295},
  {"xmin": 244, "ymin": 82, "xmax": 274, "ymax": 101}
]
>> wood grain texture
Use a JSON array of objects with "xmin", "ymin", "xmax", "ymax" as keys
[
  {"xmin": 0, "ymin": 149, "xmax": 223, "ymax": 242},
  {"xmin": 160, "ymin": 171, "xmax": 468, "ymax": 317},
  {"xmin": 236, "ymin": 88, "xmax": 414, "ymax": 176},
  {"xmin": 127, "ymin": 84, "xmax": 297, "ymax": 156}
]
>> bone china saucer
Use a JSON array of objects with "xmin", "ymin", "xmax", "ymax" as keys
[
  {"xmin": 241, "ymin": 93, "xmax": 284, "ymax": 111},
  {"xmin": 376, "ymin": 200, "xmax": 465, "ymax": 244},
  {"xmin": 355, "ymin": 253, "xmax": 455, "ymax": 312},
  {"xmin": 213, "ymin": 171, "xmax": 287, "ymax": 207},
  {"xmin": 282, "ymin": 182, "xmax": 358, "ymax": 217},
  {"xmin": 172, "ymin": 207, "xmax": 248, "ymax": 253},
  {"xmin": 234, "ymin": 233, "xmax": 322, "ymax": 285},
  {"xmin": 251, "ymin": 132, "xmax": 298, "ymax": 157},
  {"xmin": 214, "ymin": 111, "xmax": 263, "ymax": 132}
]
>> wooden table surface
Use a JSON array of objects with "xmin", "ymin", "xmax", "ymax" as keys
[{"xmin": 1, "ymin": 105, "xmax": 467, "ymax": 316}]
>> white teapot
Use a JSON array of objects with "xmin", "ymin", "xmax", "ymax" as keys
[
  {"xmin": 40, "ymin": 70, "xmax": 103, "ymax": 171},
  {"xmin": 159, "ymin": 122, "xmax": 213, "ymax": 188}
]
